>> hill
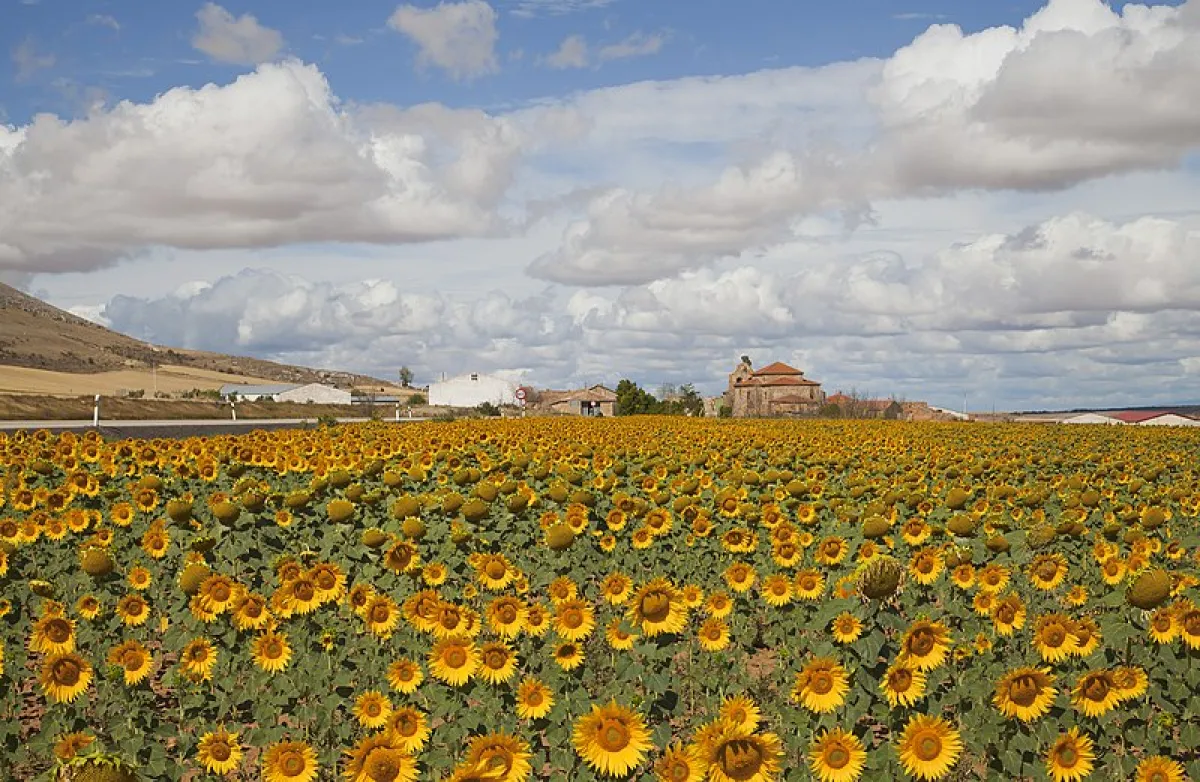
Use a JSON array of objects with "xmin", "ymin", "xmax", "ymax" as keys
[{"xmin": 0, "ymin": 282, "xmax": 390, "ymax": 390}]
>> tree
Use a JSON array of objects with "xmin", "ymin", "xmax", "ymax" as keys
[
  {"xmin": 399, "ymin": 366, "xmax": 414, "ymax": 388},
  {"xmin": 615, "ymin": 379, "xmax": 660, "ymax": 416}
]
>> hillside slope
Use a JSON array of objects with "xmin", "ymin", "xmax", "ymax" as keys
[{"xmin": 0, "ymin": 283, "xmax": 388, "ymax": 387}]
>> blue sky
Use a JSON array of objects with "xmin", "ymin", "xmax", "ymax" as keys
[
  {"xmin": 3, "ymin": 0, "xmax": 1200, "ymax": 410},
  {"xmin": 5, "ymin": 0, "xmax": 1060, "ymax": 119}
]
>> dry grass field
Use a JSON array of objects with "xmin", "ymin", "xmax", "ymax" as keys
[{"xmin": 0, "ymin": 364, "xmax": 278, "ymax": 397}]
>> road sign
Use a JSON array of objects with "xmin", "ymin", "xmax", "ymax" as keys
[{"xmin": 514, "ymin": 388, "xmax": 527, "ymax": 402}]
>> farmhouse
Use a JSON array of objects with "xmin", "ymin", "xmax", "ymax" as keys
[
  {"xmin": 537, "ymin": 385, "xmax": 618, "ymax": 417},
  {"xmin": 428, "ymin": 372, "xmax": 518, "ymax": 408},
  {"xmin": 1111, "ymin": 411, "xmax": 1200, "ymax": 427},
  {"xmin": 725, "ymin": 358, "xmax": 824, "ymax": 417},
  {"xmin": 218, "ymin": 382, "xmax": 351, "ymax": 404}
]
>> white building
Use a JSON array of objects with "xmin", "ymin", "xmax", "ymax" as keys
[
  {"xmin": 428, "ymin": 372, "xmax": 518, "ymax": 408},
  {"xmin": 1132, "ymin": 413, "xmax": 1200, "ymax": 427},
  {"xmin": 219, "ymin": 383, "xmax": 351, "ymax": 404},
  {"xmin": 1060, "ymin": 413, "xmax": 1124, "ymax": 425}
]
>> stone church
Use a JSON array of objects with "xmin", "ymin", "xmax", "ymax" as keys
[{"xmin": 725, "ymin": 357, "xmax": 825, "ymax": 417}]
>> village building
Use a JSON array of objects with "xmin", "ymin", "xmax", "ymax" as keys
[
  {"xmin": 725, "ymin": 358, "xmax": 824, "ymax": 417},
  {"xmin": 534, "ymin": 385, "xmax": 617, "ymax": 417},
  {"xmin": 219, "ymin": 382, "xmax": 352, "ymax": 404},
  {"xmin": 428, "ymin": 372, "xmax": 518, "ymax": 408}
]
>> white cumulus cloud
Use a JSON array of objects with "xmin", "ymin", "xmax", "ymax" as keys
[
  {"xmin": 192, "ymin": 3, "xmax": 284, "ymax": 65},
  {"xmin": 388, "ymin": 0, "xmax": 500, "ymax": 81}
]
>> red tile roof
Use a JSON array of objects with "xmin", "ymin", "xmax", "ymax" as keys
[
  {"xmin": 1110, "ymin": 410, "xmax": 1193, "ymax": 423},
  {"xmin": 752, "ymin": 361, "xmax": 804, "ymax": 376},
  {"xmin": 735, "ymin": 375, "xmax": 821, "ymax": 388}
]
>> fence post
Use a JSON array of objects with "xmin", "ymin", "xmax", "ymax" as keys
[
  {"xmin": 230, "ymin": 399, "xmax": 237, "ymax": 421},
  {"xmin": 93, "ymin": 395, "xmax": 100, "ymax": 427}
]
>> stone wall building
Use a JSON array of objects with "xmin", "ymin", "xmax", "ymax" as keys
[
  {"xmin": 725, "ymin": 359, "xmax": 824, "ymax": 417},
  {"xmin": 537, "ymin": 385, "xmax": 617, "ymax": 417}
]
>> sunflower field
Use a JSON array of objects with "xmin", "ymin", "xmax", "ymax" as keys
[{"xmin": 2, "ymin": 418, "xmax": 1200, "ymax": 782}]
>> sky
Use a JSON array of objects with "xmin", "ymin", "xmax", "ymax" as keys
[{"xmin": 3, "ymin": 0, "xmax": 1200, "ymax": 411}]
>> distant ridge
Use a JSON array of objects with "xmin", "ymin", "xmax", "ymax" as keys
[{"xmin": 0, "ymin": 283, "xmax": 387, "ymax": 388}]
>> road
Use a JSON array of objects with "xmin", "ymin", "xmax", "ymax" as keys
[{"xmin": 0, "ymin": 416, "xmax": 430, "ymax": 438}]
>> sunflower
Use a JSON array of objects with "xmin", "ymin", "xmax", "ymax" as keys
[
  {"xmin": 993, "ymin": 667, "xmax": 1057, "ymax": 722},
  {"xmin": 698, "ymin": 721, "xmax": 784, "ymax": 782},
  {"xmin": 808, "ymin": 728, "xmax": 866, "ymax": 782},
  {"xmin": 107, "ymin": 640, "xmax": 152, "ymax": 685},
  {"xmin": 553, "ymin": 598, "xmax": 596, "ymax": 642},
  {"xmin": 793, "ymin": 569, "xmax": 825, "ymax": 601},
  {"xmin": 990, "ymin": 594, "xmax": 1026, "ymax": 637},
  {"xmin": 262, "ymin": 740, "xmax": 319, "ymax": 782},
  {"xmin": 232, "ymin": 591, "xmax": 271, "ymax": 632},
  {"xmin": 1045, "ymin": 727, "xmax": 1094, "ymax": 782},
  {"xmin": 830, "ymin": 613, "xmax": 863, "ymax": 644},
  {"xmin": 680, "ymin": 584, "xmax": 704, "ymax": 608},
  {"xmin": 630, "ymin": 579, "xmax": 689, "ymax": 636},
  {"xmin": 197, "ymin": 726, "xmax": 243, "ymax": 775},
  {"xmin": 383, "ymin": 540, "xmax": 421, "ymax": 575},
  {"xmin": 705, "ymin": 591, "xmax": 733, "ymax": 619},
  {"xmin": 654, "ymin": 743, "xmax": 702, "ymax": 782},
  {"xmin": 1071, "ymin": 670, "xmax": 1120, "ymax": 717},
  {"xmin": 1063, "ymin": 585, "xmax": 1088, "ymax": 607},
  {"xmin": 387, "ymin": 658, "xmax": 424, "ymax": 694},
  {"xmin": 1033, "ymin": 614, "xmax": 1080, "ymax": 663},
  {"xmin": 364, "ymin": 595, "xmax": 401, "ymax": 638},
  {"xmin": 909, "ymin": 549, "xmax": 944, "ymax": 586},
  {"xmin": 524, "ymin": 603, "xmax": 550, "ymax": 636},
  {"xmin": 719, "ymin": 694, "xmax": 761, "ymax": 733},
  {"xmin": 573, "ymin": 701, "xmax": 652, "ymax": 778},
  {"xmin": 180, "ymin": 638, "xmax": 217, "ymax": 682},
  {"xmin": 516, "ymin": 677, "xmax": 554, "ymax": 720},
  {"xmin": 1148, "ymin": 607, "xmax": 1179, "ymax": 644},
  {"xmin": 977, "ymin": 564, "xmax": 1010, "ymax": 593},
  {"xmin": 39, "ymin": 652, "xmax": 92, "ymax": 703},
  {"xmin": 53, "ymin": 732, "xmax": 95, "ymax": 761},
  {"xmin": 198, "ymin": 574, "xmax": 239, "ymax": 615},
  {"xmin": 895, "ymin": 715, "xmax": 962, "ymax": 781},
  {"xmin": 127, "ymin": 566, "xmax": 152, "ymax": 591},
  {"xmin": 1100, "ymin": 557, "xmax": 1127, "ymax": 585},
  {"xmin": 698, "ymin": 618, "xmax": 730, "ymax": 652},
  {"xmin": 476, "ymin": 554, "xmax": 516, "ymax": 591},
  {"xmin": 606, "ymin": 619, "xmax": 638, "ymax": 650},
  {"xmin": 724, "ymin": 562, "xmax": 757, "ymax": 593},
  {"xmin": 487, "ymin": 596, "xmax": 527, "ymax": 638},
  {"xmin": 950, "ymin": 564, "xmax": 976, "ymax": 590},
  {"xmin": 759, "ymin": 574, "xmax": 793, "ymax": 607},
  {"xmin": 1180, "ymin": 605, "xmax": 1200, "ymax": 650},
  {"xmin": 899, "ymin": 620, "xmax": 951, "ymax": 671},
  {"xmin": 402, "ymin": 590, "xmax": 442, "ymax": 632},
  {"xmin": 429, "ymin": 636, "xmax": 478, "ymax": 686},
  {"xmin": 1071, "ymin": 617, "xmax": 1102, "ymax": 656},
  {"xmin": 881, "ymin": 661, "xmax": 927, "ymax": 708},
  {"xmin": 554, "ymin": 641, "xmax": 586, "ymax": 671},
  {"xmin": 386, "ymin": 705, "xmax": 429, "ymax": 753},
  {"xmin": 478, "ymin": 641, "xmax": 519, "ymax": 685},
  {"xmin": 252, "ymin": 630, "xmax": 292, "ymax": 674},
  {"xmin": 351, "ymin": 690, "xmax": 392, "ymax": 730},
  {"xmin": 115, "ymin": 593, "xmax": 151, "ymax": 627},
  {"xmin": 1111, "ymin": 665, "xmax": 1148, "ymax": 702},
  {"xmin": 465, "ymin": 731, "xmax": 533, "ymax": 782},
  {"xmin": 792, "ymin": 657, "xmax": 849, "ymax": 714},
  {"xmin": 342, "ymin": 733, "xmax": 417, "ymax": 782},
  {"xmin": 1028, "ymin": 553, "xmax": 1068, "ymax": 590},
  {"xmin": 1135, "ymin": 756, "xmax": 1187, "ymax": 782},
  {"xmin": 309, "ymin": 562, "xmax": 347, "ymax": 603},
  {"xmin": 31, "ymin": 614, "xmax": 76, "ymax": 655}
]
